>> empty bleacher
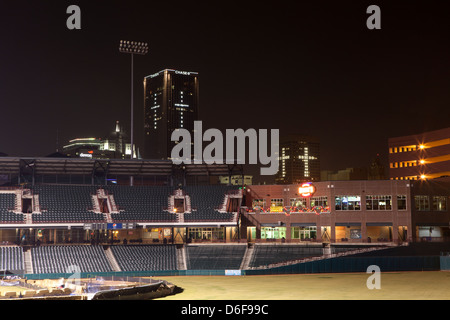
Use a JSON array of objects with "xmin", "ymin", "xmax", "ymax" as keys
[
  {"xmin": 110, "ymin": 245, "xmax": 177, "ymax": 271},
  {"xmin": 0, "ymin": 246, "xmax": 24, "ymax": 272},
  {"xmin": 31, "ymin": 185, "xmax": 104, "ymax": 223},
  {"xmin": 0, "ymin": 184, "xmax": 241, "ymax": 224},
  {"xmin": 0, "ymin": 194, "xmax": 23, "ymax": 224},
  {"xmin": 31, "ymin": 245, "xmax": 112, "ymax": 274},
  {"xmin": 248, "ymin": 244, "xmax": 324, "ymax": 268},
  {"xmin": 346, "ymin": 242, "xmax": 450, "ymax": 257},
  {"xmin": 183, "ymin": 185, "xmax": 238, "ymax": 222},
  {"xmin": 186, "ymin": 245, "xmax": 247, "ymax": 270},
  {"xmin": 104, "ymin": 185, "xmax": 177, "ymax": 222}
]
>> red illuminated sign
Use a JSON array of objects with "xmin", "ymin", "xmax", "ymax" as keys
[{"xmin": 299, "ymin": 183, "xmax": 315, "ymax": 197}]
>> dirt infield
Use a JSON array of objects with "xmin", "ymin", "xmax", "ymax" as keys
[{"xmin": 154, "ymin": 271, "xmax": 450, "ymax": 300}]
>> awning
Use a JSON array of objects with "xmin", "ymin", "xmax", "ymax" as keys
[
  {"xmin": 291, "ymin": 223, "xmax": 316, "ymax": 227},
  {"xmin": 260, "ymin": 223, "xmax": 283, "ymax": 227},
  {"xmin": 335, "ymin": 223, "xmax": 361, "ymax": 227}
]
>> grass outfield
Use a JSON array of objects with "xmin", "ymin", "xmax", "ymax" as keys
[{"xmin": 155, "ymin": 271, "xmax": 450, "ymax": 300}]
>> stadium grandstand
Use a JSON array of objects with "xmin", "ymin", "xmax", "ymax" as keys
[{"xmin": 0, "ymin": 157, "xmax": 449, "ymax": 279}]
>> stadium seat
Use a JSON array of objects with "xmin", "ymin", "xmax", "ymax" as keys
[
  {"xmin": 186, "ymin": 245, "xmax": 246, "ymax": 270},
  {"xmin": 31, "ymin": 245, "xmax": 112, "ymax": 274},
  {"xmin": 104, "ymin": 185, "xmax": 177, "ymax": 222},
  {"xmin": 0, "ymin": 194, "xmax": 24, "ymax": 223},
  {"xmin": 183, "ymin": 185, "xmax": 238, "ymax": 222},
  {"xmin": 31, "ymin": 185, "xmax": 105, "ymax": 223},
  {"xmin": 0, "ymin": 246, "xmax": 24, "ymax": 272},
  {"xmin": 248, "ymin": 245, "xmax": 324, "ymax": 268},
  {"xmin": 110, "ymin": 245, "xmax": 177, "ymax": 271}
]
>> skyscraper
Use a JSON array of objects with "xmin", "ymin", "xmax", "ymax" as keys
[
  {"xmin": 143, "ymin": 69, "xmax": 199, "ymax": 160},
  {"xmin": 275, "ymin": 135, "xmax": 320, "ymax": 184}
]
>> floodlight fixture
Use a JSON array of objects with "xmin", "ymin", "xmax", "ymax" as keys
[{"xmin": 119, "ymin": 40, "xmax": 149, "ymax": 55}]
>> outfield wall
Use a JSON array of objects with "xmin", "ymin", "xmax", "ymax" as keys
[{"xmin": 440, "ymin": 256, "xmax": 450, "ymax": 271}]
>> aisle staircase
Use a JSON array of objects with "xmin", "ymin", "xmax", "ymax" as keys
[
  {"xmin": 240, "ymin": 245, "xmax": 254, "ymax": 270},
  {"xmin": 104, "ymin": 247, "xmax": 121, "ymax": 272},
  {"xmin": 24, "ymin": 250, "xmax": 33, "ymax": 274},
  {"xmin": 176, "ymin": 245, "xmax": 187, "ymax": 270}
]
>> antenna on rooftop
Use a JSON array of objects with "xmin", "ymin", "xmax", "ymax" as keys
[{"xmin": 56, "ymin": 128, "xmax": 59, "ymax": 153}]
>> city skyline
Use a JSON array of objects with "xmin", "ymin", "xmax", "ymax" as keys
[{"xmin": 1, "ymin": 1, "xmax": 449, "ymax": 176}]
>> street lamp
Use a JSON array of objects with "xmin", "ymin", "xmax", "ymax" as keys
[{"xmin": 119, "ymin": 40, "xmax": 148, "ymax": 160}]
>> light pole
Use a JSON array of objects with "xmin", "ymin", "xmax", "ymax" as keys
[{"xmin": 119, "ymin": 40, "xmax": 148, "ymax": 186}]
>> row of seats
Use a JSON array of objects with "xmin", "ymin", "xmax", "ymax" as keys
[
  {"xmin": 32, "ymin": 185, "xmax": 104, "ymax": 223},
  {"xmin": 0, "ymin": 194, "xmax": 24, "ymax": 223},
  {"xmin": 110, "ymin": 245, "xmax": 177, "ymax": 271},
  {"xmin": 0, "ymin": 246, "xmax": 24, "ymax": 271},
  {"xmin": 348, "ymin": 242, "xmax": 450, "ymax": 257},
  {"xmin": 2, "ymin": 244, "xmax": 406, "ymax": 274},
  {"xmin": 248, "ymin": 245, "xmax": 324, "ymax": 268},
  {"xmin": 183, "ymin": 185, "xmax": 238, "ymax": 222},
  {"xmin": 31, "ymin": 245, "xmax": 112, "ymax": 274},
  {"xmin": 105, "ymin": 185, "xmax": 177, "ymax": 222},
  {"xmin": 0, "ymin": 185, "xmax": 239, "ymax": 223},
  {"xmin": 186, "ymin": 245, "xmax": 247, "ymax": 270}
]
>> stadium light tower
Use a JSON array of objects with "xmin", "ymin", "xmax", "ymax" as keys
[{"xmin": 119, "ymin": 40, "xmax": 149, "ymax": 160}]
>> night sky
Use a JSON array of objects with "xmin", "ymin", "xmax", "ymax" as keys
[{"xmin": 1, "ymin": 1, "xmax": 449, "ymax": 180}]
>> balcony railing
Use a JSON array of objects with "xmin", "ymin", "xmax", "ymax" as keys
[{"xmin": 246, "ymin": 206, "xmax": 331, "ymax": 214}]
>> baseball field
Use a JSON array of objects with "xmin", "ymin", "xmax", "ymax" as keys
[
  {"xmin": 155, "ymin": 271, "xmax": 450, "ymax": 300},
  {"xmin": 2, "ymin": 271, "xmax": 449, "ymax": 300}
]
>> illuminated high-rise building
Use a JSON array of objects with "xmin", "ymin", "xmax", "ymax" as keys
[
  {"xmin": 388, "ymin": 127, "xmax": 450, "ymax": 180},
  {"xmin": 62, "ymin": 121, "xmax": 138, "ymax": 159},
  {"xmin": 143, "ymin": 69, "xmax": 199, "ymax": 160},
  {"xmin": 275, "ymin": 135, "xmax": 320, "ymax": 184}
]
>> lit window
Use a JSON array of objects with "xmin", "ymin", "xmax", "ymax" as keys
[
  {"xmin": 397, "ymin": 195, "xmax": 407, "ymax": 210},
  {"xmin": 366, "ymin": 195, "xmax": 392, "ymax": 210},
  {"xmin": 433, "ymin": 196, "xmax": 447, "ymax": 211},
  {"xmin": 415, "ymin": 195, "xmax": 429, "ymax": 211},
  {"xmin": 335, "ymin": 196, "xmax": 361, "ymax": 211}
]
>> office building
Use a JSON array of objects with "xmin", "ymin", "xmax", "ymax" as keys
[
  {"xmin": 275, "ymin": 135, "xmax": 320, "ymax": 184},
  {"xmin": 143, "ymin": 69, "xmax": 199, "ymax": 160},
  {"xmin": 388, "ymin": 127, "xmax": 450, "ymax": 180},
  {"xmin": 242, "ymin": 177, "xmax": 450, "ymax": 243},
  {"xmin": 63, "ymin": 121, "xmax": 138, "ymax": 159}
]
